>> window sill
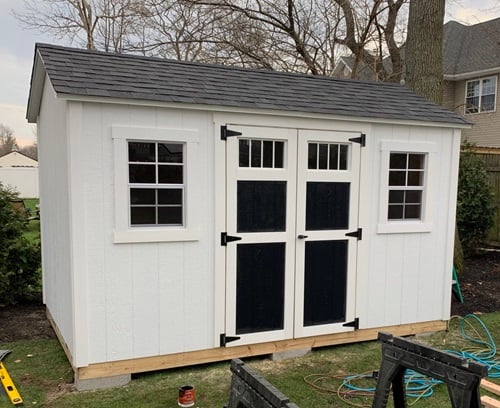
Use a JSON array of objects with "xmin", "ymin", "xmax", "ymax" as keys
[
  {"xmin": 377, "ymin": 222, "xmax": 432, "ymax": 234},
  {"xmin": 113, "ymin": 228, "xmax": 201, "ymax": 243},
  {"xmin": 464, "ymin": 109, "xmax": 496, "ymax": 115}
]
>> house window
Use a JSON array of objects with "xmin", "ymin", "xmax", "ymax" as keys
[
  {"xmin": 128, "ymin": 141, "xmax": 184, "ymax": 226},
  {"xmin": 465, "ymin": 76, "xmax": 497, "ymax": 114},
  {"xmin": 387, "ymin": 153, "xmax": 425, "ymax": 220}
]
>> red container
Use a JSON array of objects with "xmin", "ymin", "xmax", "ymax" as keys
[{"xmin": 178, "ymin": 385, "xmax": 195, "ymax": 407}]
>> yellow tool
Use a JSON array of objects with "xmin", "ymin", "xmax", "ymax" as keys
[{"xmin": 0, "ymin": 350, "xmax": 23, "ymax": 406}]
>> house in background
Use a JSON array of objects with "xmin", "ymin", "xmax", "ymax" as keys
[
  {"xmin": 334, "ymin": 17, "xmax": 500, "ymax": 149},
  {"xmin": 443, "ymin": 17, "xmax": 500, "ymax": 149},
  {"xmin": 27, "ymin": 43, "xmax": 468, "ymax": 390},
  {"xmin": 0, "ymin": 150, "xmax": 39, "ymax": 198}
]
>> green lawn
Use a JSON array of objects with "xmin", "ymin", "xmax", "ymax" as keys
[
  {"xmin": 1, "ymin": 312, "xmax": 499, "ymax": 407},
  {"xmin": 22, "ymin": 198, "xmax": 40, "ymax": 243}
]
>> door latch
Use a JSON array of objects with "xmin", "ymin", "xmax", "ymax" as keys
[{"xmin": 221, "ymin": 232, "xmax": 242, "ymax": 246}]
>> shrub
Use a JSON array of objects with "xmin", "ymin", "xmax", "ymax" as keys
[
  {"xmin": 0, "ymin": 182, "xmax": 41, "ymax": 305},
  {"xmin": 456, "ymin": 144, "xmax": 495, "ymax": 255}
]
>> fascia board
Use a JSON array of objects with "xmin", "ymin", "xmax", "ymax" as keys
[{"xmin": 26, "ymin": 50, "xmax": 46, "ymax": 123}]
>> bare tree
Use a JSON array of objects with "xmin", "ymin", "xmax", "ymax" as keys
[
  {"xmin": 20, "ymin": 144, "xmax": 38, "ymax": 161},
  {"xmin": 14, "ymin": 0, "xmax": 144, "ymax": 51},
  {"xmin": 0, "ymin": 125, "xmax": 18, "ymax": 156},
  {"xmin": 180, "ymin": 0, "xmax": 346, "ymax": 75},
  {"xmin": 180, "ymin": 0, "xmax": 408, "ymax": 78},
  {"xmin": 14, "ymin": 0, "xmax": 409, "ymax": 78}
]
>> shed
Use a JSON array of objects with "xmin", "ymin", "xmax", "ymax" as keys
[
  {"xmin": 0, "ymin": 150, "xmax": 39, "ymax": 198},
  {"xmin": 27, "ymin": 43, "xmax": 470, "ymax": 390}
]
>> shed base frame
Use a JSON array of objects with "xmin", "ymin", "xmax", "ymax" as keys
[{"xmin": 71, "ymin": 320, "xmax": 446, "ymax": 383}]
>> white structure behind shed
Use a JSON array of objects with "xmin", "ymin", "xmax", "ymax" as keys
[{"xmin": 0, "ymin": 150, "xmax": 39, "ymax": 198}]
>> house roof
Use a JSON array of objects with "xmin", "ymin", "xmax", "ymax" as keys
[
  {"xmin": 443, "ymin": 18, "xmax": 500, "ymax": 78},
  {"xmin": 333, "ymin": 55, "xmax": 400, "ymax": 82},
  {"xmin": 333, "ymin": 56, "xmax": 379, "ymax": 81},
  {"xmin": 27, "ymin": 43, "xmax": 469, "ymax": 126},
  {"xmin": 0, "ymin": 150, "xmax": 38, "ymax": 167}
]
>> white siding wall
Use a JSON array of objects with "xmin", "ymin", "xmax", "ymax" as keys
[
  {"xmin": 47, "ymin": 97, "xmax": 459, "ymax": 367},
  {"xmin": 37, "ymin": 77, "xmax": 75, "ymax": 360},
  {"xmin": 0, "ymin": 167, "xmax": 39, "ymax": 198},
  {"xmin": 73, "ymin": 102, "xmax": 215, "ymax": 366},
  {"xmin": 358, "ymin": 124, "xmax": 460, "ymax": 328}
]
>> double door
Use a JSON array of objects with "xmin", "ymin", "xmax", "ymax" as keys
[{"xmin": 224, "ymin": 126, "xmax": 361, "ymax": 346}]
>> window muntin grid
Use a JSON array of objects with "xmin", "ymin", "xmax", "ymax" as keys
[{"xmin": 128, "ymin": 141, "xmax": 184, "ymax": 226}]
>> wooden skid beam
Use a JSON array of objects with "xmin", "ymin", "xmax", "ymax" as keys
[
  {"xmin": 481, "ymin": 395, "xmax": 500, "ymax": 408},
  {"xmin": 75, "ymin": 320, "xmax": 446, "ymax": 381},
  {"xmin": 482, "ymin": 380, "xmax": 500, "ymax": 396}
]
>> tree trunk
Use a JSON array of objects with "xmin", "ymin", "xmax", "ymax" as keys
[
  {"xmin": 405, "ymin": 0, "xmax": 464, "ymax": 274},
  {"xmin": 405, "ymin": 0, "xmax": 445, "ymax": 105}
]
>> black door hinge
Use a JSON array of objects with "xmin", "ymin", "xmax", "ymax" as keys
[
  {"xmin": 349, "ymin": 133, "xmax": 366, "ymax": 147},
  {"xmin": 220, "ymin": 333, "xmax": 241, "ymax": 347},
  {"xmin": 221, "ymin": 125, "xmax": 242, "ymax": 141},
  {"xmin": 343, "ymin": 318, "xmax": 359, "ymax": 330},
  {"xmin": 345, "ymin": 228, "xmax": 362, "ymax": 240},
  {"xmin": 221, "ymin": 232, "xmax": 242, "ymax": 246}
]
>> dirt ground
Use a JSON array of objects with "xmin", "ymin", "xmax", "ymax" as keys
[{"xmin": 0, "ymin": 250, "xmax": 499, "ymax": 343}]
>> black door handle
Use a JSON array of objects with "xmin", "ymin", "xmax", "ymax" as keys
[{"xmin": 297, "ymin": 234, "xmax": 308, "ymax": 239}]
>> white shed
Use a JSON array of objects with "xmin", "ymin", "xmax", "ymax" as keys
[
  {"xmin": 27, "ymin": 44, "xmax": 469, "ymax": 390},
  {"xmin": 0, "ymin": 150, "xmax": 39, "ymax": 198}
]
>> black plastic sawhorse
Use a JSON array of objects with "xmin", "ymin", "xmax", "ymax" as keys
[
  {"xmin": 225, "ymin": 359, "xmax": 299, "ymax": 408},
  {"xmin": 372, "ymin": 332, "xmax": 488, "ymax": 408}
]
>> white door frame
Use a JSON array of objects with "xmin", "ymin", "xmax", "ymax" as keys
[
  {"xmin": 225, "ymin": 125, "xmax": 297, "ymax": 346},
  {"xmin": 294, "ymin": 129, "xmax": 361, "ymax": 338},
  {"xmin": 213, "ymin": 118, "xmax": 364, "ymax": 347}
]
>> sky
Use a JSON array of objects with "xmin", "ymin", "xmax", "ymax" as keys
[{"xmin": 1, "ymin": 0, "xmax": 500, "ymax": 147}]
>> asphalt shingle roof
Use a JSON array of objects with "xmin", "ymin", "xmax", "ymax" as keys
[
  {"xmin": 32, "ymin": 43, "xmax": 469, "ymax": 126},
  {"xmin": 443, "ymin": 18, "xmax": 500, "ymax": 76}
]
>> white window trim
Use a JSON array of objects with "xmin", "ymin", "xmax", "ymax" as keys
[
  {"xmin": 464, "ymin": 76, "xmax": 497, "ymax": 115},
  {"xmin": 377, "ymin": 141, "xmax": 437, "ymax": 234},
  {"xmin": 112, "ymin": 125, "xmax": 200, "ymax": 243}
]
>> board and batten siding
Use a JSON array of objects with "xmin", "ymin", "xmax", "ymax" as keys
[
  {"xmin": 69, "ymin": 102, "xmax": 215, "ymax": 366},
  {"xmin": 37, "ymin": 77, "xmax": 75, "ymax": 359},
  {"xmin": 39, "ymin": 94, "xmax": 460, "ymax": 369},
  {"xmin": 358, "ymin": 124, "xmax": 459, "ymax": 328}
]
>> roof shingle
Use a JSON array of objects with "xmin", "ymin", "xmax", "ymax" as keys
[
  {"xmin": 443, "ymin": 18, "xmax": 500, "ymax": 76},
  {"xmin": 32, "ymin": 43, "xmax": 469, "ymax": 126}
]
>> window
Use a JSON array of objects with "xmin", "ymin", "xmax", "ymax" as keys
[
  {"xmin": 128, "ymin": 141, "xmax": 184, "ymax": 226},
  {"xmin": 377, "ymin": 141, "xmax": 436, "ymax": 234},
  {"xmin": 308, "ymin": 143, "xmax": 348, "ymax": 170},
  {"xmin": 239, "ymin": 139, "xmax": 284, "ymax": 168},
  {"xmin": 465, "ymin": 76, "xmax": 497, "ymax": 114},
  {"xmin": 387, "ymin": 153, "xmax": 425, "ymax": 220},
  {"xmin": 112, "ymin": 126, "xmax": 200, "ymax": 243}
]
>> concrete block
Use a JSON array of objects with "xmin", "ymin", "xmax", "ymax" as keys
[
  {"xmin": 271, "ymin": 347, "xmax": 311, "ymax": 361},
  {"xmin": 75, "ymin": 374, "xmax": 131, "ymax": 391}
]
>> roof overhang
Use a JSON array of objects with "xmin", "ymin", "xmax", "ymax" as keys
[
  {"xmin": 444, "ymin": 66, "xmax": 500, "ymax": 81},
  {"xmin": 26, "ymin": 49, "xmax": 46, "ymax": 123}
]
